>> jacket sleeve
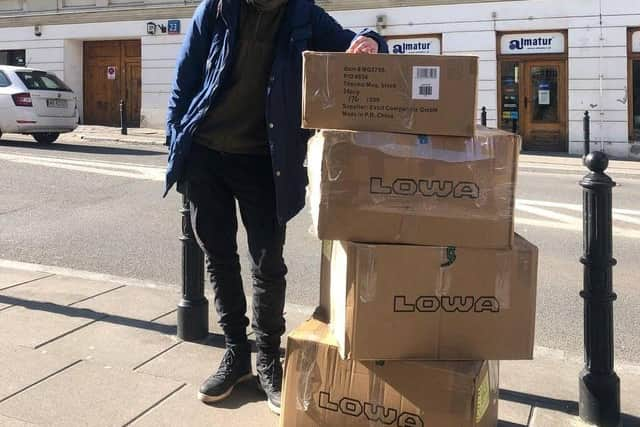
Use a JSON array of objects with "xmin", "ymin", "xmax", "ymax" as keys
[
  {"xmin": 310, "ymin": 5, "xmax": 388, "ymax": 53},
  {"xmin": 166, "ymin": 0, "xmax": 216, "ymax": 132}
]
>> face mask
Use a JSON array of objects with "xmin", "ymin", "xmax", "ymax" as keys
[{"xmin": 246, "ymin": 0, "xmax": 287, "ymax": 12}]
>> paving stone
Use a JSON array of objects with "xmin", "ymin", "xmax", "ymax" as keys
[
  {"xmin": 73, "ymin": 286, "xmax": 176, "ymax": 321},
  {"xmin": 0, "ymin": 414, "xmax": 39, "ymax": 426},
  {"xmin": 0, "ymin": 345, "xmax": 77, "ymax": 401},
  {"xmin": 529, "ymin": 408, "xmax": 594, "ymax": 427},
  {"xmin": 0, "ymin": 306, "xmax": 102, "ymax": 348},
  {"xmin": 0, "ymin": 275, "xmax": 121, "ymax": 306},
  {"xmin": 41, "ymin": 319, "xmax": 179, "ymax": 369},
  {"xmin": 130, "ymin": 384, "xmax": 276, "ymax": 427},
  {"xmin": 0, "ymin": 361, "xmax": 184, "ymax": 427},
  {"xmin": 499, "ymin": 399, "xmax": 532, "ymax": 426},
  {"xmin": 136, "ymin": 339, "xmax": 227, "ymax": 386},
  {"xmin": 0, "ymin": 268, "xmax": 50, "ymax": 290}
]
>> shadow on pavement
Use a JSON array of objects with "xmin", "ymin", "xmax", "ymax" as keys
[
  {"xmin": 501, "ymin": 389, "xmax": 578, "ymax": 415},
  {"xmin": 501, "ymin": 389, "xmax": 640, "ymax": 425},
  {"xmin": 0, "ymin": 294, "xmax": 176, "ymax": 340},
  {"xmin": 0, "ymin": 139, "xmax": 165, "ymax": 157},
  {"xmin": 205, "ymin": 379, "xmax": 266, "ymax": 409},
  {"xmin": 0, "ymin": 295, "xmax": 288, "ymax": 355}
]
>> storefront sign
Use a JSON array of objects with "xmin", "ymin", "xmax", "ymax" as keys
[
  {"xmin": 633, "ymin": 31, "xmax": 640, "ymax": 53},
  {"xmin": 389, "ymin": 37, "xmax": 441, "ymax": 55},
  {"xmin": 107, "ymin": 66, "xmax": 116, "ymax": 80},
  {"xmin": 501, "ymin": 32, "xmax": 565, "ymax": 55}
]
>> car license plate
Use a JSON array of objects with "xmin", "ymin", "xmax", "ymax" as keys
[{"xmin": 46, "ymin": 99, "xmax": 67, "ymax": 108}]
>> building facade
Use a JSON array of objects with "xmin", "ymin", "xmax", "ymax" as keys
[{"xmin": 0, "ymin": 0, "xmax": 639, "ymax": 158}]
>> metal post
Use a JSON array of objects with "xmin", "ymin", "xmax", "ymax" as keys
[
  {"xmin": 481, "ymin": 106, "xmax": 487, "ymax": 127},
  {"xmin": 177, "ymin": 186, "xmax": 209, "ymax": 341},
  {"xmin": 120, "ymin": 99, "xmax": 128, "ymax": 135},
  {"xmin": 579, "ymin": 151, "xmax": 620, "ymax": 427},
  {"xmin": 584, "ymin": 111, "xmax": 591, "ymax": 158}
]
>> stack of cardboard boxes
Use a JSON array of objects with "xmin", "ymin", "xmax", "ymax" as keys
[{"xmin": 280, "ymin": 52, "xmax": 539, "ymax": 427}]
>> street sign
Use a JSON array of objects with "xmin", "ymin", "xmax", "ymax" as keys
[
  {"xmin": 107, "ymin": 66, "xmax": 116, "ymax": 80},
  {"xmin": 168, "ymin": 20, "xmax": 181, "ymax": 35}
]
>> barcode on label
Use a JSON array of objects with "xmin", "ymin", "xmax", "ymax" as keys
[
  {"xmin": 412, "ymin": 66, "xmax": 440, "ymax": 100},
  {"xmin": 416, "ymin": 67, "xmax": 439, "ymax": 79},
  {"xmin": 419, "ymin": 84, "xmax": 433, "ymax": 96}
]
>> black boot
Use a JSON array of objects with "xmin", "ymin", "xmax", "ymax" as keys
[
  {"xmin": 198, "ymin": 345, "xmax": 253, "ymax": 403},
  {"xmin": 256, "ymin": 351, "xmax": 283, "ymax": 415}
]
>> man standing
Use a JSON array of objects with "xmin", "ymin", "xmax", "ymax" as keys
[{"xmin": 165, "ymin": 0, "xmax": 387, "ymax": 415}]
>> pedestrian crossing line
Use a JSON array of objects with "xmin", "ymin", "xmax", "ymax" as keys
[
  {"xmin": 516, "ymin": 199, "xmax": 640, "ymax": 227},
  {"xmin": 520, "ymin": 162, "xmax": 640, "ymax": 176},
  {"xmin": 515, "ymin": 203, "xmax": 581, "ymax": 225},
  {"xmin": 515, "ymin": 200, "xmax": 640, "ymax": 239},
  {"xmin": 0, "ymin": 152, "xmax": 164, "ymax": 181}
]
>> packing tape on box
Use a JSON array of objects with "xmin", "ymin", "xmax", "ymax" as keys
[
  {"xmin": 308, "ymin": 130, "xmax": 516, "ymax": 221},
  {"xmin": 352, "ymin": 244, "xmax": 513, "ymax": 310}
]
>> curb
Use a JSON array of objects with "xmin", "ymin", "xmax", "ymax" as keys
[{"xmin": 78, "ymin": 135, "xmax": 166, "ymax": 146}]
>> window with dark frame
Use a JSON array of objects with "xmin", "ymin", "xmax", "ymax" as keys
[{"xmin": 0, "ymin": 50, "xmax": 26, "ymax": 67}]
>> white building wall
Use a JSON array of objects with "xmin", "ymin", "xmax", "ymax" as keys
[{"xmin": 1, "ymin": 0, "xmax": 639, "ymax": 157}]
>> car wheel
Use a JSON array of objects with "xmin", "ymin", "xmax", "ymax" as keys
[{"xmin": 32, "ymin": 133, "xmax": 60, "ymax": 144}]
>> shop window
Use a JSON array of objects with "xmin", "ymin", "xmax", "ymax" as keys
[
  {"xmin": 500, "ymin": 62, "xmax": 520, "ymax": 133},
  {"xmin": 0, "ymin": 49, "xmax": 26, "ymax": 67}
]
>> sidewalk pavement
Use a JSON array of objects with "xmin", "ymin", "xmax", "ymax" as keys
[
  {"xmin": 65, "ymin": 125, "xmax": 166, "ymax": 146},
  {"xmin": 1, "ymin": 265, "xmax": 639, "ymax": 427}
]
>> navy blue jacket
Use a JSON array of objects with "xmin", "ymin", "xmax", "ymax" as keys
[{"xmin": 165, "ymin": 0, "xmax": 388, "ymax": 223}]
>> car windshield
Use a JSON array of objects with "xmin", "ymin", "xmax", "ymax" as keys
[{"xmin": 16, "ymin": 71, "xmax": 72, "ymax": 92}]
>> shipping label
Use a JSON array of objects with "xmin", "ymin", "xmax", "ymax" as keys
[{"xmin": 412, "ymin": 66, "xmax": 440, "ymax": 100}]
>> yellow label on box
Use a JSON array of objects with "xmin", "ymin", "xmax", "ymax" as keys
[{"xmin": 475, "ymin": 372, "xmax": 490, "ymax": 422}]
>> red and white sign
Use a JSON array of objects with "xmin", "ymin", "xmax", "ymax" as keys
[{"xmin": 107, "ymin": 66, "xmax": 116, "ymax": 80}]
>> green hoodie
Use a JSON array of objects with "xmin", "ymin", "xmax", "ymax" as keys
[{"xmin": 194, "ymin": 0, "xmax": 288, "ymax": 155}]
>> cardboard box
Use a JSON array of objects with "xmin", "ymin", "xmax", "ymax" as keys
[
  {"xmin": 307, "ymin": 128, "xmax": 520, "ymax": 249},
  {"xmin": 281, "ymin": 319, "xmax": 499, "ymax": 427},
  {"xmin": 302, "ymin": 52, "xmax": 478, "ymax": 137},
  {"xmin": 318, "ymin": 235, "xmax": 538, "ymax": 361}
]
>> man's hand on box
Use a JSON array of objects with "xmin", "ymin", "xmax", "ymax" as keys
[{"xmin": 347, "ymin": 36, "xmax": 379, "ymax": 54}]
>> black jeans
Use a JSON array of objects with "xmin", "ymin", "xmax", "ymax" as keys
[{"xmin": 183, "ymin": 143, "xmax": 287, "ymax": 353}]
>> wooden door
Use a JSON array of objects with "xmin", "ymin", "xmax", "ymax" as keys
[
  {"xmin": 522, "ymin": 61, "xmax": 567, "ymax": 152},
  {"xmin": 83, "ymin": 40, "xmax": 141, "ymax": 127}
]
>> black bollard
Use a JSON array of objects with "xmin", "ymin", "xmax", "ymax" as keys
[
  {"xmin": 120, "ymin": 99, "xmax": 128, "ymax": 135},
  {"xmin": 177, "ymin": 186, "xmax": 209, "ymax": 341},
  {"xmin": 481, "ymin": 106, "xmax": 487, "ymax": 127},
  {"xmin": 584, "ymin": 111, "xmax": 591, "ymax": 159},
  {"xmin": 579, "ymin": 151, "xmax": 620, "ymax": 427}
]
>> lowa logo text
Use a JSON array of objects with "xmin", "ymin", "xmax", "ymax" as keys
[
  {"xmin": 370, "ymin": 177, "xmax": 480, "ymax": 199},
  {"xmin": 394, "ymin": 295, "xmax": 500, "ymax": 313},
  {"xmin": 319, "ymin": 392, "xmax": 424, "ymax": 427}
]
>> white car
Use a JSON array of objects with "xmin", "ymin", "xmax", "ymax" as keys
[{"xmin": 0, "ymin": 65, "xmax": 78, "ymax": 144}]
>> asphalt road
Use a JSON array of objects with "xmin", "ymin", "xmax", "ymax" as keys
[{"xmin": 1, "ymin": 134, "xmax": 639, "ymax": 364}]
